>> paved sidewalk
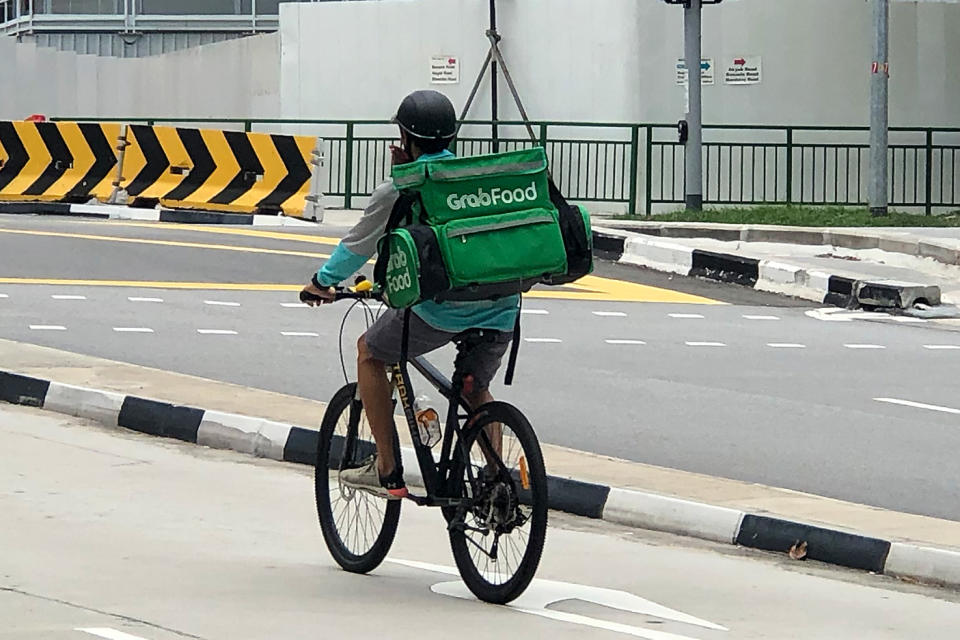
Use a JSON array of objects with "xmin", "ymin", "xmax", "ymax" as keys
[{"xmin": 2, "ymin": 337, "xmax": 959, "ymax": 590}]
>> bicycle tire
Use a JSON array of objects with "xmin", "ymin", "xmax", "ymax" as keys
[
  {"xmin": 315, "ymin": 383, "xmax": 401, "ymax": 574},
  {"xmin": 447, "ymin": 401, "xmax": 548, "ymax": 604}
]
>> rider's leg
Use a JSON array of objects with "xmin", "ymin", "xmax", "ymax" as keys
[{"xmin": 357, "ymin": 334, "xmax": 398, "ymax": 476}]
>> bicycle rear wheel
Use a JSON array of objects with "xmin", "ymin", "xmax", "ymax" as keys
[
  {"xmin": 448, "ymin": 401, "xmax": 548, "ymax": 604},
  {"xmin": 315, "ymin": 383, "xmax": 401, "ymax": 574}
]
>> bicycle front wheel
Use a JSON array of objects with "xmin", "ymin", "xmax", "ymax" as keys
[
  {"xmin": 315, "ymin": 383, "xmax": 401, "ymax": 574},
  {"xmin": 448, "ymin": 401, "xmax": 548, "ymax": 604}
]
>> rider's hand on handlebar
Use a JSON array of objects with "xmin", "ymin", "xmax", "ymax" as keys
[{"xmin": 300, "ymin": 282, "xmax": 336, "ymax": 306}]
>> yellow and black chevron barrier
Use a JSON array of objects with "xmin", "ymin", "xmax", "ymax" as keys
[
  {"xmin": 0, "ymin": 121, "xmax": 120, "ymax": 203},
  {"xmin": 120, "ymin": 125, "xmax": 318, "ymax": 217},
  {"xmin": 0, "ymin": 120, "xmax": 321, "ymax": 218}
]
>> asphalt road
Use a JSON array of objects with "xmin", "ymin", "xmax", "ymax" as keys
[
  {"xmin": 1, "ymin": 215, "xmax": 959, "ymax": 522},
  {"xmin": 4, "ymin": 404, "xmax": 957, "ymax": 640}
]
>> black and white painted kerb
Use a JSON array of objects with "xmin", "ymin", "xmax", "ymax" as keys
[
  {"xmin": 3, "ymin": 368, "xmax": 959, "ymax": 590},
  {"xmin": 593, "ymin": 229, "xmax": 942, "ymax": 310},
  {"xmin": 0, "ymin": 201, "xmax": 319, "ymax": 227}
]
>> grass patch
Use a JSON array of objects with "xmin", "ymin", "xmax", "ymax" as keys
[{"xmin": 619, "ymin": 206, "xmax": 960, "ymax": 227}]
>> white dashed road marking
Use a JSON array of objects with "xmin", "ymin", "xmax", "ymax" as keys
[
  {"xmin": 77, "ymin": 628, "xmax": 151, "ymax": 640},
  {"xmin": 281, "ymin": 331, "xmax": 319, "ymax": 337},
  {"xmin": 113, "ymin": 327, "xmax": 154, "ymax": 333},
  {"xmin": 593, "ymin": 311, "xmax": 627, "ymax": 317},
  {"xmin": 767, "ymin": 343, "xmax": 806, "ymax": 349},
  {"xmin": 51, "ymin": 294, "xmax": 86, "ymax": 300},
  {"xmin": 874, "ymin": 398, "xmax": 960, "ymax": 416},
  {"xmin": 923, "ymin": 345, "xmax": 960, "ymax": 350},
  {"xmin": 204, "ymin": 300, "xmax": 241, "ymax": 307},
  {"xmin": 128, "ymin": 297, "xmax": 164, "ymax": 303},
  {"xmin": 281, "ymin": 302, "xmax": 307, "ymax": 308},
  {"xmin": 685, "ymin": 341, "xmax": 726, "ymax": 347},
  {"xmin": 0, "ymin": 293, "xmax": 8, "ymax": 298},
  {"xmin": 524, "ymin": 338, "xmax": 562, "ymax": 343},
  {"xmin": 670, "ymin": 313, "xmax": 705, "ymax": 319},
  {"xmin": 743, "ymin": 315, "xmax": 780, "ymax": 321},
  {"xmin": 197, "ymin": 329, "xmax": 238, "ymax": 335},
  {"xmin": 521, "ymin": 309, "xmax": 549, "ymax": 315},
  {"xmin": 844, "ymin": 344, "xmax": 886, "ymax": 350},
  {"xmin": 29, "ymin": 325, "xmax": 66, "ymax": 331},
  {"xmin": 605, "ymin": 339, "xmax": 646, "ymax": 345}
]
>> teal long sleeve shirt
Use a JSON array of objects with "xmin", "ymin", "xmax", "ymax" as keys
[{"xmin": 316, "ymin": 151, "xmax": 519, "ymax": 333}]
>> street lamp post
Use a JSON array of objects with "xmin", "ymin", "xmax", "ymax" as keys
[
  {"xmin": 869, "ymin": 0, "xmax": 890, "ymax": 217},
  {"xmin": 664, "ymin": 0, "xmax": 723, "ymax": 213}
]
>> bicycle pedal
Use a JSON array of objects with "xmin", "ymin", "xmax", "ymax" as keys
[{"xmin": 403, "ymin": 492, "xmax": 429, "ymax": 506}]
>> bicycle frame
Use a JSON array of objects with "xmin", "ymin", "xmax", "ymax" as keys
[{"xmin": 388, "ymin": 355, "xmax": 472, "ymax": 506}]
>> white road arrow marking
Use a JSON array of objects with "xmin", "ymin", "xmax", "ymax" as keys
[
  {"xmin": 874, "ymin": 398, "xmax": 960, "ymax": 415},
  {"xmin": 389, "ymin": 558, "xmax": 728, "ymax": 639},
  {"xmin": 76, "ymin": 628, "xmax": 151, "ymax": 640}
]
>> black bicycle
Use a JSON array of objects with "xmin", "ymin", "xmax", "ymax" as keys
[{"xmin": 305, "ymin": 285, "xmax": 547, "ymax": 604}]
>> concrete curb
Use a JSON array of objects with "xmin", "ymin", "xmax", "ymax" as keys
[
  {"xmin": 593, "ymin": 228, "xmax": 943, "ymax": 309},
  {"xmin": 3, "ymin": 368, "xmax": 958, "ymax": 590},
  {"xmin": 599, "ymin": 221, "xmax": 960, "ymax": 267},
  {"xmin": 0, "ymin": 201, "xmax": 319, "ymax": 227}
]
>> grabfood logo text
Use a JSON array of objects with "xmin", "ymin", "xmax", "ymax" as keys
[{"xmin": 446, "ymin": 182, "xmax": 538, "ymax": 211}]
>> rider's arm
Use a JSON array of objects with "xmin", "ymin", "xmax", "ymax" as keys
[{"xmin": 314, "ymin": 180, "xmax": 400, "ymax": 287}]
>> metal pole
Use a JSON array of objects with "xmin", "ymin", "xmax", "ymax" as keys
[
  {"xmin": 869, "ymin": 0, "xmax": 889, "ymax": 216},
  {"xmin": 684, "ymin": 0, "xmax": 703, "ymax": 211},
  {"xmin": 489, "ymin": 0, "xmax": 499, "ymax": 153}
]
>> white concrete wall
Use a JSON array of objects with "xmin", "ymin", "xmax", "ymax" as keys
[
  {"xmin": 0, "ymin": 33, "xmax": 281, "ymax": 122},
  {"xmin": 279, "ymin": 0, "xmax": 960, "ymax": 127}
]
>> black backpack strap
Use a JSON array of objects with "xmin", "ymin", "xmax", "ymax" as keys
[
  {"xmin": 385, "ymin": 191, "xmax": 419, "ymax": 233},
  {"xmin": 400, "ymin": 307, "xmax": 412, "ymax": 364},
  {"xmin": 504, "ymin": 294, "xmax": 522, "ymax": 386}
]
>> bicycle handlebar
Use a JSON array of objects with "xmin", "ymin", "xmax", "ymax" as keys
[{"xmin": 299, "ymin": 287, "xmax": 383, "ymax": 305}]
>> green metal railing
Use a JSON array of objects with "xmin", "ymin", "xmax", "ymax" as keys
[{"xmin": 54, "ymin": 117, "xmax": 960, "ymax": 214}]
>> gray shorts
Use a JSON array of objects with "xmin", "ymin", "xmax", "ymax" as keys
[{"xmin": 364, "ymin": 309, "xmax": 512, "ymax": 391}]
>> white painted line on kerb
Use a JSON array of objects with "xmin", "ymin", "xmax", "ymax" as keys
[
  {"xmin": 924, "ymin": 345, "xmax": 960, "ymax": 350},
  {"xmin": 874, "ymin": 398, "xmax": 960, "ymax": 416},
  {"xmin": 767, "ymin": 343, "xmax": 806, "ymax": 349},
  {"xmin": 281, "ymin": 331, "xmax": 319, "ymax": 337},
  {"xmin": 524, "ymin": 338, "xmax": 562, "ymax": 343},
  {"xmin": 51, "ymin": 294, "xmax": 86, "ymax": 300},
  {"xmin": 29, "ymin": 325, "xmax": 66, "ymax": 331},
  {"xmin": 670, "ymin": 313, "xmax": 705, "ymax": 319},
  {"xmin": 744, "ymin": 315, "xmax": 780, "ymax": 321},
  {"xmin": 521, "ymin": 309, "xmax": 549, "ymax": 315},
  {"xmin": 113, "ymin": 327, "xmax": 154, "ymax": 333},
  {"xmin": 77, "ymin": 628, "xmax": 151, "ymax": 640},
  {"xmin": 844, "ymin": 344, "xmax": 886, "ymax": 350},
  {"xmin": 685, "ymin": 341, "xmax": 726, "ymax": 347},
  {"xmin": 593, "ymin": 311, "xmax": 627, "ymax": 317},
  {"xmin": 204, "ymin": 300, "xmax": 241, "ymax": 307},
  {"xmin": 128, "ymin": 296, "xmax": 163, "ymax": 303},
  {"xmin": 197, "ymin": 329, "xmax": 238, "ymax": 335},
  {"xmin": 605, "ymin": 339, "xmax": 646, "ymax": 345}
]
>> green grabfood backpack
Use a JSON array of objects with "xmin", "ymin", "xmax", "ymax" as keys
[{"xmin": 374, "ymin": 147, "xmax": 593, "ymax": 309}]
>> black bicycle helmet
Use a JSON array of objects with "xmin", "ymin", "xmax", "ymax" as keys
[{"xmin": 392, "ymin": 90, "xmax": 457, "ymax": 141}]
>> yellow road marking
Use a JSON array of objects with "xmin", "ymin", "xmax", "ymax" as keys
[
  {"xmin": 0, "ymin": 275, "xmax": 722, "ymax": 304},
  {"xmin": 0, "ymin": 228, "xmax": 331, "ymax": 260},
  {"xmin": 527, "ymin": 275, "xmax": 722, "ymax": 304},
  {"xmin": 0, "ymin": 279, "xmax": 303, "ymax": 291},
  {"xmin": 90, "ymin": 220, "xmax": 343, "ymax": 246}
]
